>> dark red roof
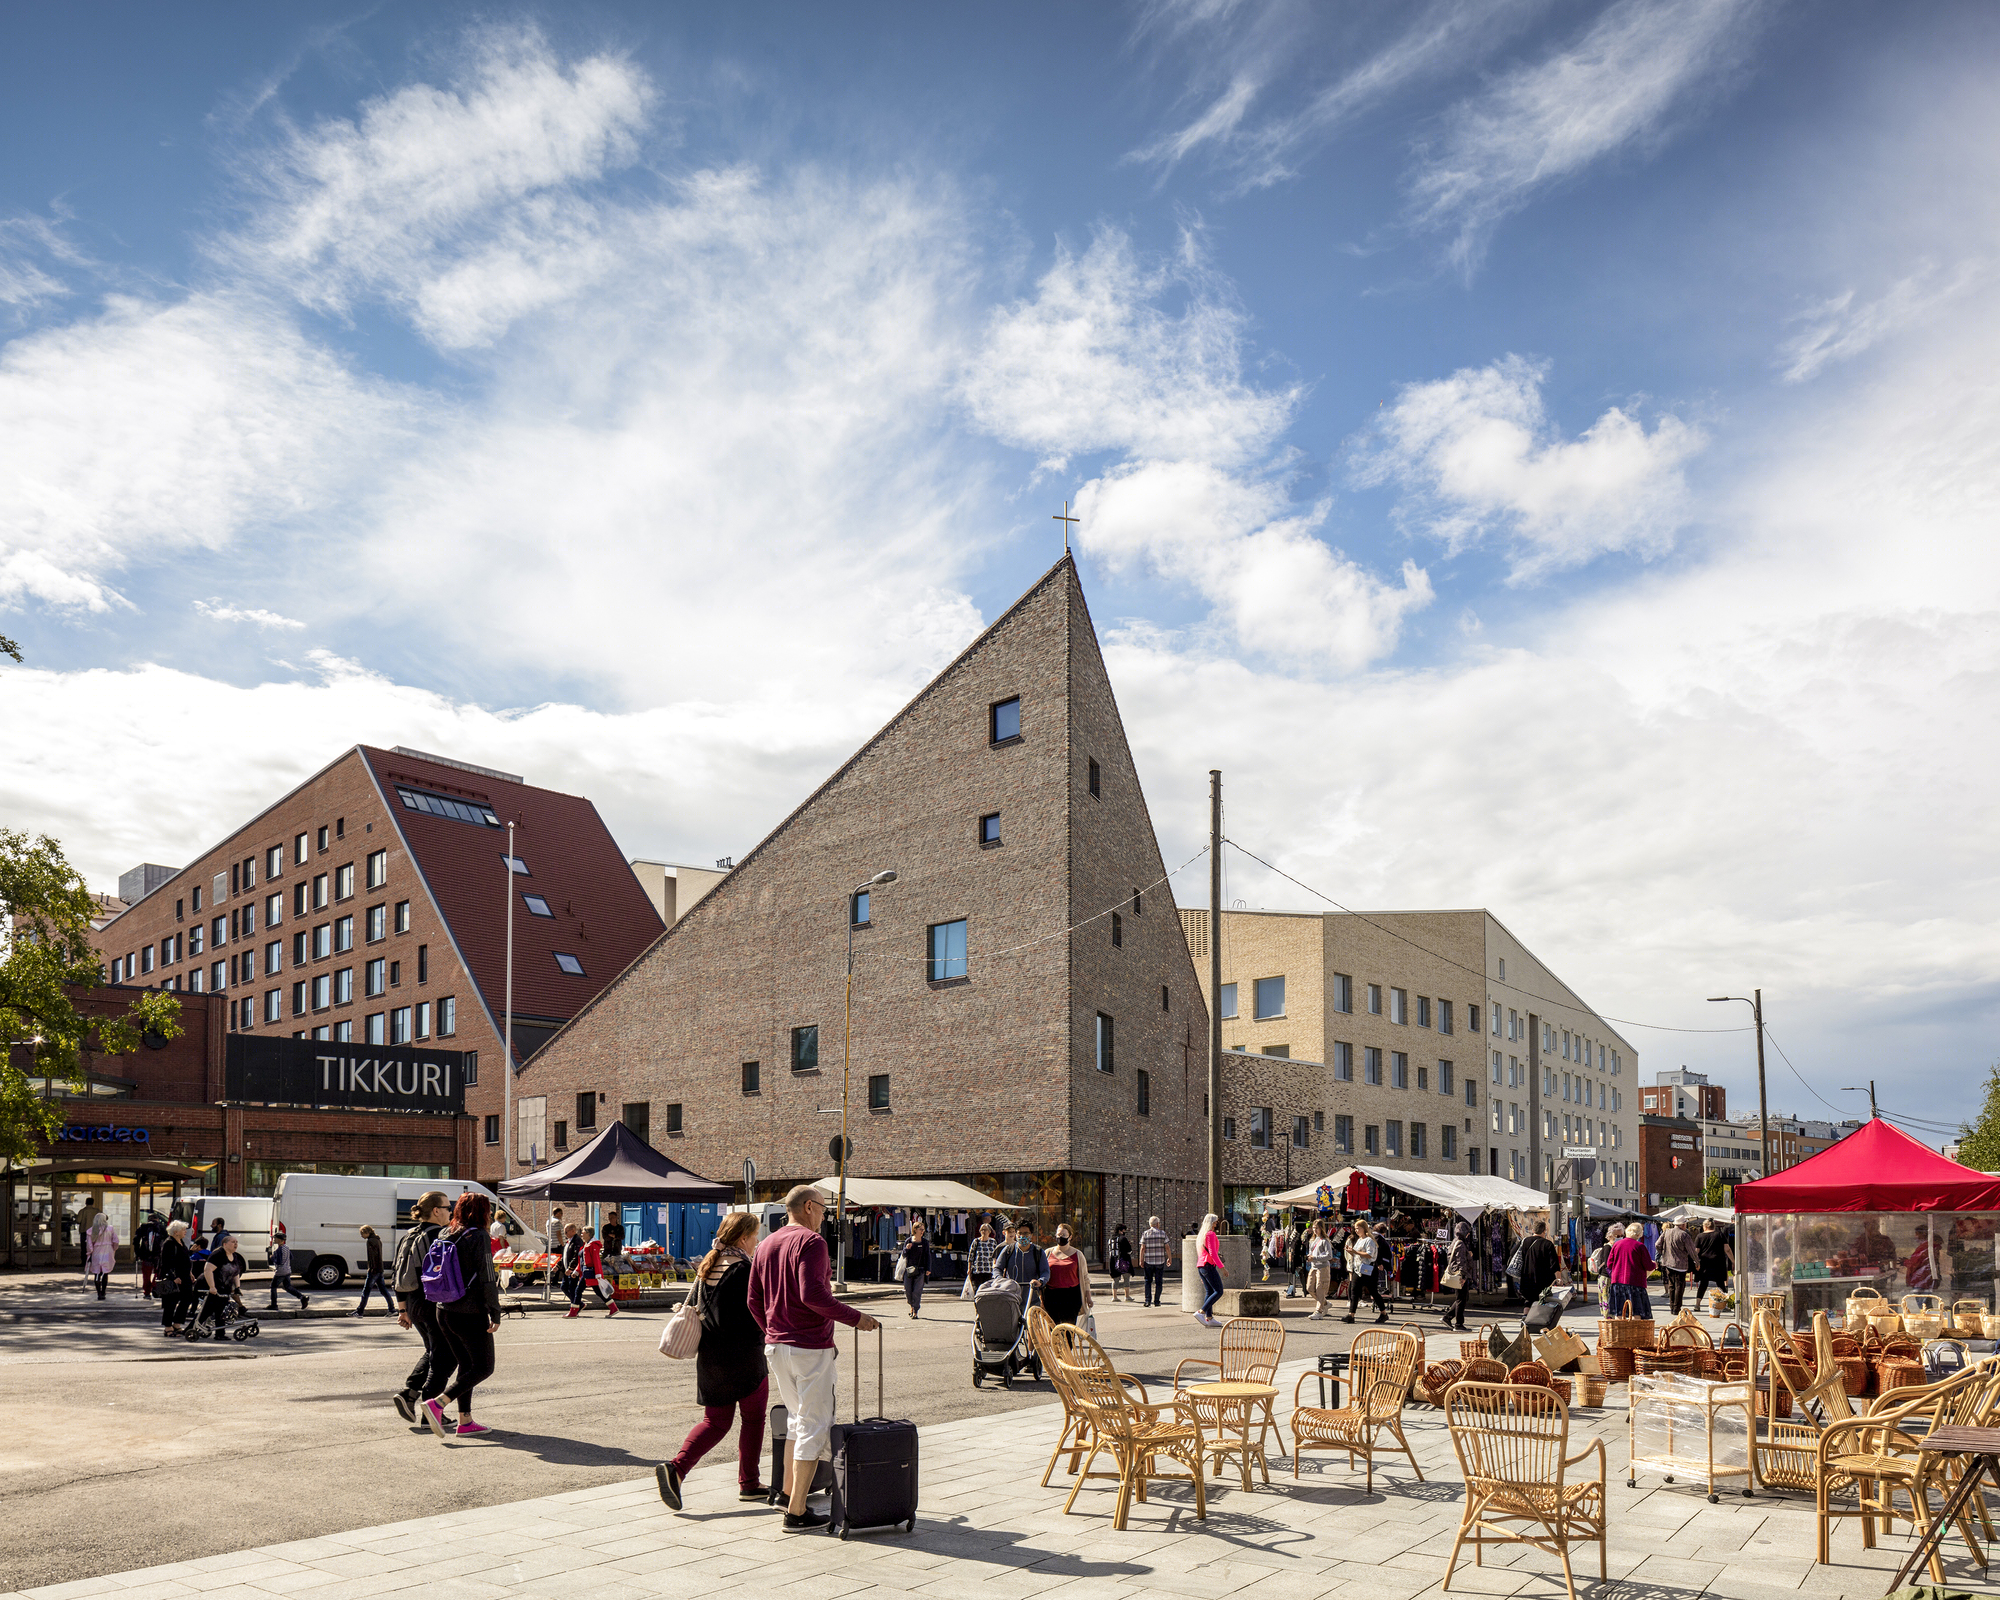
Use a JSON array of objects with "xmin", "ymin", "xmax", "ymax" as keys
[
  {"xmin": 361, "ymin": 747, "xmax": 663, "ymax": 1052},
  {"xmin": 1734, "ymin": 1116, "xmax": 2000, "ymax": 1213}
]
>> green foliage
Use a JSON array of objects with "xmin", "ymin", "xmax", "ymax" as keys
[
  {"xmin": 0, "ymin": 830, "xmax": 182, "ymax": 1164},
  {"xmin": 1956, "ymin": 1064, "xmax": 2000, "ymax": 1173},
  {"xmin": 0, "ymin": 634, "xmax": 20, "ymax": 664},
  {"xmin": 1701, "ymin": 1169, "xmax": 1727, "ymax": 1207}
]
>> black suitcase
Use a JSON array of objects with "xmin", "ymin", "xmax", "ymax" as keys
[
  {"xmin": 829, "ymin": 1325, "xmax": 918, "ymax": 1539},
  {"xmin": 766, "ymin": 1407, "xmax": 838, "ymax": 1505}
]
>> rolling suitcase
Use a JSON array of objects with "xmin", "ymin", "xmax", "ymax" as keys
[
  {"xmin": 829, "ymin": 1324, "xmax": 919, "ymax": 1539},
  {"xmin": 766, "ymin": 1407, "xmax": 838, "ymax": 1505}
]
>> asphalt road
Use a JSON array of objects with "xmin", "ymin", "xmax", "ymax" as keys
[{"xmin": 0, "ymin": 1274, "xmax": 1471, "ymax": 1589}]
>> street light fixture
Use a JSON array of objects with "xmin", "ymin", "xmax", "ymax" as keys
[
  {"xmin": 1839, "ymin": 1083, "xmax": 1878, "ymax": 1121},
  {"xmin": 1708, "ymin": 991, "xmax": 1770, "ymax": 1175},
  {"xmin": 837, "ymin": 869, "xmax": 897, "ymax": 1290}
]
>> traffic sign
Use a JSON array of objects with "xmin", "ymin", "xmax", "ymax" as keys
[
  {"xmin": 1562, "ymin": 1146, "xmax": 1597, "ymax": 1158},
  {"xmin": 829, "ymin": 1135, "xmax": 852, "ymax": 1170}
]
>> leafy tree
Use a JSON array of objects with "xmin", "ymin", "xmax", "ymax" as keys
[
  {"xmin": 1957, "ymin": 1064, "xmax": 2000, "ymax": 1173},
  {"xmin": 0, "ymin": 635, "xmax": 20, "ymax": 664},
  {"xmin": 1702, "ymin": 1169, "xmax": 1727, "ymax": 1207},
  {"xmin": 1, "ymin": 830, "xmax": 181, "ymax": 1164}
]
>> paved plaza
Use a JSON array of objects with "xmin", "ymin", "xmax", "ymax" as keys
[{"xmin": 10, "ymin": 1351, "xmax": 1984, "ymax": 1600}]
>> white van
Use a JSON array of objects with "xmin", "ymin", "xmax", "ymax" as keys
[
  {"xmin": 170, "ymin": 1196, "xmax": 278, "ymax": 1265},
  {"xmin": 272, "ymin": 1173, "xmax": 532, "ymax": 1289}
]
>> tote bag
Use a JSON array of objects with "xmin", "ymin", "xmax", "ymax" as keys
[{"xmin": 659, "ymin": 1274, "xmax": 705, "ymax": 1359}]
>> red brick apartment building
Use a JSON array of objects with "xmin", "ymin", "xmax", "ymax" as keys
[
  {"xmin": 85, "ymin": 745, "xmax": 663, "ymax": 1188},
  {"xmin": 516, "ymin": 557, "xmax": 1212, "ymax": 1257}
]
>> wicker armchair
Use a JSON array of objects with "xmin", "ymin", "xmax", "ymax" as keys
[
  {"xmin": 1173, "ymin": 1316, "xmax": 1286, "ymax": 1388},
  {"xmin": 1752, "ymin": 1309, "xmax": 1858, "ymax": 1491},
  {"xmin": 1444, "ymin": 1382, "xmax": 1606, "ymax": 1600},
  {"xmin": 1814, "ymin": 1363, "xmax": 2000, "ymax": 1583},
  {"xmin": 1056, "ymin": 1331, "xmax": 1209, "ymax": 1531},
  {"xmin": 1290, "ymin": 1327, "xmax": 1424, "ymax": 1492}
]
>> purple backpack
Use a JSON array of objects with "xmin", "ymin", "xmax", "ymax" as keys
[{"xmin": 421, "ymin": 1231, "xmax": 467, "ymax": 1303}]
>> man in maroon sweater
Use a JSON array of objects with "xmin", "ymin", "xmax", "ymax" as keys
[{"xmin": 748, "ymin": 1184, "xmax": 879, "ymax": 1530}]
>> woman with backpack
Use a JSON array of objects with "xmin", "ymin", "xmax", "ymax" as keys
[
  {"xmin": 393, "ymin": 1192, "xmax": 453, "ymax": 1424},
  {"xmin": 421, "ymin": 1191, "xmax": 503, "ymax": 1439},
  {"xmin": 654, "ymin": 1211, "xmax": 768, "ymax": 1511}
]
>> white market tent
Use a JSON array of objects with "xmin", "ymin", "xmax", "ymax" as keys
[
  {"xmin": 812, "ymin": 1176, "xmax": 1023, "ymax": 1211},
  {"xmin": 1656, "ymin": 1202, "xmax": 1735, "ymax": 1225},
  {"xmin": 1261, "ymin": 1165, "xmax": 1551, "ymax": 1220}
]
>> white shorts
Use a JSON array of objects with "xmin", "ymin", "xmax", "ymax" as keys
[{"xmin": 766, "ymin": 1342, "xmax": 839, "ymax": 1462}]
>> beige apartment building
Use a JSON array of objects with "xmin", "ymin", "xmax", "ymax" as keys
[{"xmin": 1183, "ymin": 909, "xmax": 1644, "ymax": 1211}]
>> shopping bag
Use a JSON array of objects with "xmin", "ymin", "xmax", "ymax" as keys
[
  {"xmin": 959, "ymin": 1274, "xmax": 973, "ymax": 1300},
  {"xmin": 1487, "ymin": 1322, "xmax": 1533, "ymax": 1368},
  {"xmin": 659, "ymin": 1275, "xmax": 705, "ymax": 1359},
  {"xmin": 1440, "ymin": 1267, "xmax": 1465, "ymax": 1291},
  {"xmin": 1535, "ymin": 1328, "xmax": 1590, "ymax": 1371}
]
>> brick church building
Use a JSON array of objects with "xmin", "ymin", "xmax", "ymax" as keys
[{"xmin": 517, "ymin": 557, "xmax": 1210, "ymax": 1257}]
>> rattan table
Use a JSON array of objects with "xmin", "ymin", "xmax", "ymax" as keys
[{"xmin": 1186, "ymin": 1380, "xmax": 1279, "ymax": 1490}]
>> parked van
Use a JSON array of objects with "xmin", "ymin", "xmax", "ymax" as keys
[
  {"xmin": 272, "ymin": 1173, "xmax": 532, "ymax": 1289},
  {"xmin": 169, "ymin": 1196, "xmax": 278, "ymax": 1265}
]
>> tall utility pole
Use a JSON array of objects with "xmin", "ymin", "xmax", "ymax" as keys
[
  {"xmin": 504, "ymin": 821, "xmax": 516, "ymax": 1188},
  {"xmin": 1207, "ymin": 770, "xmax": 1223, "ymax": 1226},
  {"xmin": 1709, "ymin": 988, "xmax": 1770, "ymax": 1177}
]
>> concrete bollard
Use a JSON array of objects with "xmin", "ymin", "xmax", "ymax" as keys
[{"xmin": 1181, "ymin": 1232, "xmax": 1252, "ymax": 1312}]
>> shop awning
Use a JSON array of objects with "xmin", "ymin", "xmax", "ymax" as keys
[
  {"xmin": 1261, "ymin": 1165, "xmax": 1551, "ymax": 1217},
  {"xmin": 812, "ymin": 1176, "xmax": 1022, "ymax": 1212},
  {"xmin": 498, "ymin": 1121, "xmax": 732, "ymax": 1202},
  {"xmin": 9, "ymin": 1159, "xmax": 215, "ymax": 1183},
  {"xmin": 1657, "ymin": 1203, "xmax": 1735, "ymax": 1225},
  {"xmin": 1733, "ymin": 1117, "xmax": 2000, "ymax": 1213}
]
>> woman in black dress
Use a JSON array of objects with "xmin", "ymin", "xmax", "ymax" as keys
[{"xmin": 656, "ymin": 1211, "xmax": 769, "ymax": 1510}]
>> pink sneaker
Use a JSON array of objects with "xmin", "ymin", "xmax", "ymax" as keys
[
  {"xmin": 423, "ymin": 1400, "xmax": 452, "ymax": 1439},
  {"xmin": 454, "ymin": 1420, "xmax": 492, "ymax": 1437},
  {"xmin": 564, "ymin": 1307, "xmax": 579, "ymax": 1318}
]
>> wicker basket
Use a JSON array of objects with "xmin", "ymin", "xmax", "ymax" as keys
[
  {"xmin": 1753, "ymin": 1381, "xmax": 1793, "ymax": 1419},
  {"xmin": 1575, "ymin": 1375, "xmax": 1608, "ymax": 1406},
  {"xmin": 1507, "ymin": 1360, "xmax": 1553, "ymax": 1388},
  {"xmin": 1984, "ymin": 1313, "xmax": 2000, "ymax": 1339},
  {"xmin": 1661, "ymin": 1321, "xmax": 1714, "ymax": 1352},
  {"xmin": 1599, "ymin": 1345, "xmax": 1638, "ymax": 1380},
  {"xmin": 1845, "ymin": 1287, "xmax": 1889, "ymax": 1327},
  {"xmin": 1461, "ymin": 1356, "xmax": 1508, "ymax": 1384},
  {"xmin": 1902, "ymin": 1313, "xmax": 1945, "ymax": 1342},
  {"xmin": 1866, "ymin": 1309, "xmax": 1905, "ymax": 1337},
  {"xmin": 1547, "ymin": 1375, "xmax": 1573, "ymax": 1405},
  {"xmin": 1877, "ymin": 1356, "xmax": 1925, "ymax": 1395},
  {"xmin": 1415, "ymin": 1359, "xmax": 1465, "ymax": 1406},
  {"xmin": 1716, "ymin": 1352, "xmax": 1749, "ymax": 1381},
  {"xmin": 1598, "ymin": 1316, "xmax": 1658, "ymax": 1350},
  {"xmin": 1900, "ymin": 1293, "xmax": 1945, "ymax": 1317},
  {"xmin": 1949, "ymin": 1301, "xmax": 1986, "ymax": 1337},
  {"xmin": 1460, "ymin": 1338, "xmax": 1490, "ymax": 1363}
]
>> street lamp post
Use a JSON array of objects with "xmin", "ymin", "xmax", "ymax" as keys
[
  {"xmin": 838, "ymin": 869, "xmax": 898, "ymax": 1290},
  {"xmin": 1708, "ymin": 990, "xmax": 1769, "ymax": 1175},
  {"xmin": 504, "ymin": 821, "xmax": 516, "ymax": 1191}
]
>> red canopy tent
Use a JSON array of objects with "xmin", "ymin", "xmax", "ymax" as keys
[{"xmin": 1734, "ymin": 1117, "xmax": 2000, "ymax": 1214}]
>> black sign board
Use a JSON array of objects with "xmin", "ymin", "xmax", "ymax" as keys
[{"xmin": 226, "ymin": 1035, "xmax": 466, "ymax": 1114}]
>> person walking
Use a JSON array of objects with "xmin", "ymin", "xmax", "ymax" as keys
[
  {"xmin": 1657, "ymin": 1218, "xmax": 1697, "ymax": 1316},
  {"xmin": 993, "ymin": 1221, "xmax": 1051, "ymax": 1302},
  {"xmin": 1692, "ymin": 1220, "xmax": 1734, "ymax": 1309},
  {"xmin": 656, "ymin": 1211, "xmax": 769, "ymax": 1510},
  {"xmin": 583, "ymin": 1224, "xmax": 619, "ymax": 1316},
  {"xmin": 393, "ymin": 1191, "xmax": 453, "ymax": 1423},
  {"xmin": 1305, "ymin": 1222, "xmax": 1337, "ymax": 1320},
  {"xmin": 134, "ymin": 1211, "xmax": 165, "ymax": 1299},
  {"xmin": 85, "ymin": 1213, "xmax": 118, "ymax": 1300},
  {"xmin": 1193, "ymin": 1214, "xmax": 1225, "ymax": 1329},
  {"xmin": 195, "ymin": 1234, "xmax": 245, "ymax": 1335},
  {"xmin": 158, "ymin": 1219, "xmax": 193, "ymax": 1334},
  {"xmin": 1107, "ymin": 1223, "xmax": 1134, "ymax": 1302},
  {"xmin": 355, "ymin": 1225, "xmax": 396, "ymax": 1317},
  {"xmin": 266, "ymin": 1225, "xmax": 310, "ymax": 1314},
  {"xmin": 747, "ymin": 1185, "xmax": 880, "ymax": 1532},
  {"xmin": 900, "ymin": 1218, "xmax": 932, "ymax": 1320},
  {"xmin": 1605, "ymin": 1222, "xmax": 1656, "ymax": 1319},
  {"xmin": 1139, "ymin": 1216, "xmax": 1171, "ymax": 1307},
  {"xmin": 1442, "ymin": 1220, "xmax": 1475, "ymax": 1331},
  {"xmin": 560, "ymin": 1224, "xmax": 591, "ymax": 1315},
  {"xmin": 965, "ymin": 1222, "xmax": 1001, "ymax": 1293},
  {"xmin": 1517, "ymin": 1221, "xmax": 1561, "ymax": 1307},
  {"xmin": 422, "ymin": 1191, "xmax": 503, "ymax": 1439},
  {"xmin": 1044, "ymin": 1226, "xmax": 1092, "ymax": 1329},
  {"xmin": 1343, "ymin": 1218, "xmax": 1389, "ymax": 1324},
  {"xmin": 1286, "ymin": 1219, "xmax": 1310, "ymax": 1299}
]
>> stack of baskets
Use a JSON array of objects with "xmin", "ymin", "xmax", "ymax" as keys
[
  {"xmin": 1634, "ymin": 1348, "xmax": 1699, "ymax": 1378},
  {"xmin": 1661, "ymin": 1321, "xmax": 1723, "ymax": 1376},
  {"xmin": 1843, "ymin": 1286, "xmax": 1890, "ymax": 1332},
  {"xmin": 1827, "ymin": 1333, "xmax": 1871, "ymax": 1397},
  {"xmin": 1414, "ymin": 1360, "xmax": 1465, "ymax": 1407},
  {"xmin": 1597, "ymin": 1314, "xmax": 1656, "ymax": 1380}
]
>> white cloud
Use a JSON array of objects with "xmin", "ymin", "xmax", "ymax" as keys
[
  {"xmin": 227, "ymin": 26, "xmax": 651, "ymax": 349},
  {"xmin": 1355, "ymin": 354, "xmax": 1704, "ymax": 578},
  {"xmin": 192, "ymin": 599, "xmax": 305, "ymax": 630},
  {"xmin": 1408, "ymin": 0, "xmax": 1763, "ymax": 274},
  {"xmin": 1778, "ymin": 260, "xmax": 1988, "ymax": 383}
]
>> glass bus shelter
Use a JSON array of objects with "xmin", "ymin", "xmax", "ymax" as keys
[{"xmin": 5, "ymin": 1159, "xmax": 216, "ymax": 1268}]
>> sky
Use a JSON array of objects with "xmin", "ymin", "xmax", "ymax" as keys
[{"xmin": 3, "ymin": 1, "xmax": 1997, "ymax": 1143}]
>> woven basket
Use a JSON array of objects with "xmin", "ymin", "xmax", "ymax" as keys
[
  {"xmin": 1599, "ymin": 1345, "xmax": 1638, "ymax": 1380},
  {"xmin": 1599, "ymin": 1316, "xmax": 1657, "ymax": 1350},
  {"xmin": 1575, "ymin": 1375, "xmax": 1608, "ymax": 1407},
  {"xmin": 1984, "ymin": 1313, "xmax": 2000, "ymax": 1340},
  {"xmin": 1460, "ymin": 1338, "xmax": 1490, "ymax": 1363},
  {"xmin": 1950, "ymin": 1300, "xmax": 1985, "ymax": 1337},
  {"xmin": 1844, "ymin": 1287, "xmax": 1888, "ymax": 1328},
  {"xmin": 1877, "ymin": 1356, "xmax": 1925, "ymax": 1395},
  {"xmin": 1902, "ymin": 1313, "xmax": 1944, "ymax": 1342},
  {"xmin": 1634, "ymin": 1348, "xmax": 1698, "ymax": 1378},
  {"xmin": 1866, "ymin": 1310, "xmax": 1905, "ymax": 1337},
  {"xmin": 1507, "ymin": 1360, "xmax": 1553, "ymax": 1389},
  {"xmin": 1461, "ymin": 1356, "xmax": 1508, "ymax": 1384},
  {"xmin": 1754, "ymin": 1382, "xmax": 1793, "ymax": 1419},
  {"xmin": 1415, "ymin": 1359, "xmax": 1465, "ymax": 1406},
  {"xmin": 1832, "ymin": 1355, "xmax": 1870, "ymax": 1394},
  {"xmin": 1716, "ymin": 1352, "xmax": 1749, "ymax": 1381},
  {"xmin": 1661, "ymin": 1321, "xmax": 1713, "ymax": 1352},
  {"xmin": 1547, "ymin": 1375, "xmax": 1573, "ymax": 1405}
]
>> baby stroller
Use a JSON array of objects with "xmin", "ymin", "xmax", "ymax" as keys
[
  {"xmin": 971, "ymin": 1277, "xmax": 1041, "ymax": 1388},
  {"xmin": 183, "ymin": 1290, "xmax": 261, "ymax": 1342}
]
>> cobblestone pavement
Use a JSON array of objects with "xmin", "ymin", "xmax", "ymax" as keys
[{"xmin": 7, "ymin": 1352, "xmax": 1985, "ymax": 1600}]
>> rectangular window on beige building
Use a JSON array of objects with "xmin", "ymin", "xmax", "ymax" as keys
[
  {"xmin": 1331, "ymin": 973, "xmax": 1352, "ymax": 1012},
  {"xmin": 1334, "ymin": 1042, "xmax": 1353, "ymax": 1081}
]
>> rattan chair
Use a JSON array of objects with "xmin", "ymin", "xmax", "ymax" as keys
[
  {"xmin": 1028, "ymin": 1309, "xmax": 1165, "ymax": 1489},
  {"xmin": 1290, "ymin": 1326, "xmax": 1424, "ymax": 1492},
  {"xmin": 1751, "ymin": 1309, "xmax": 1858, "ymax": 1491},
  {"xmin": 1444, "ymin": 1382, "xmax": 1606, "ymax": 1600},
  {"xmin": 1173, "ymin": 1316, "xmax": 1286, "ymax": 1388},
  {"xmin": 1814, "ymin": 1362, "xmax": 2000, "ymax": 1583},
  {"xmin": 1056, "ymin": 1330, "xmax": 1209, "ymax": 1531}
]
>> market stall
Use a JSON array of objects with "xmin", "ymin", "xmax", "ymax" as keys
[
  {"xmin": 812, "ymin": 1175, "xmax": 1022, "ymax": 1284},
  {"xmin": 500, "ymin": 1122, "xmax": 733, "ymax": 1304},
  {"xmin": 1260, "ymin": 1165, "xmax": 1555, "ymax": 1303},
  {"xmin": 1731, "ymin": 1117, "xmax": 2000, "ymax": 1331}
]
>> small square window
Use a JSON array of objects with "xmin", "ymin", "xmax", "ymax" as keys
[
  {"xmin": 742, "ymin": 1060, "xmax": 761, "ymax": 1095},
  {"xmin": 1253, "ymin": 975, "xmax": 1285, "ymax": 1019},
  {"xmin": 868, "ymin": 1074, "xmax": 890, "ymax": 1111},
  {"xmin": 990, "ymin": 697, "xmax": 1021, "ymax": 744},
  {"xmin": 792, "ymin": 1025, "xmax": 819, "ymax": 1072},
  {"xmin": 554, "ymin": 952, "xmax": 585, "ymax": 976},
  {"xmin": 524, "ymin": 894, "xmax": 553, "ymax": 918},
  {"xmin": 979, "ymin": 813, "xmax": 1001, "ymax": 845},
  {"xmin": 927, "ymin": 919, "xmax": 968, "ymax": 981},
  {"xmin": 1222, "ymin": 1117, "xmax": 1236, "ymax": 1141}
]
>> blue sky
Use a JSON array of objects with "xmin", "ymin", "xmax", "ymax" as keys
[{"xmin": 4, "ymin": 2, "xmax": 1997, "ymax": 1139}]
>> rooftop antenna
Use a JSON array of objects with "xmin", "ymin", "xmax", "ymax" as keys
[{"xmin": 1053, "ymin": 500, "xmax": 1078, "ymax": 554}]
